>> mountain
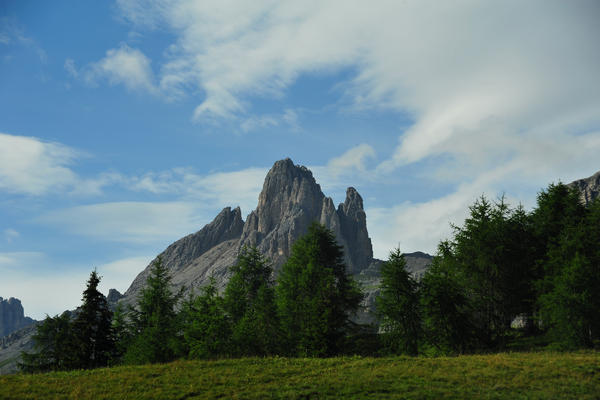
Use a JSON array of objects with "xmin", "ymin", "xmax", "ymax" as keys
[
  {"xmin": 568, "ymin": 170, "xmax": 600, "ymax": 205},
  {"xmin": 121, "ymin": 158, "xmax": 394, "ymax": 306},
  {"xmin": 0, "ymin": 323, "xmax": 37, "ymax": 374},
  {"xmin": 0, "ymin": 297, "xmax": 35, "ymax": 338}
]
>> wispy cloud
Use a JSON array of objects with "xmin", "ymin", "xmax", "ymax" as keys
[
  {"xmin": 3, "ymin": 229, "xmax": 20, "ymax": 243},
  {"xmin": 36, "ymin": 201, "xmax": 205, "ymax": 244},
  {"xmin": 33, "ymin": 166, "xmax": 267, "ymax": 245},
  {"xmin": 239, "ymin": 108, "xmax": 300, "ymax": 133},
  {"xmin": 79, "ymin": 43, "xmax": 158, "ymax": 93},
  {"xmin": 0, "ymin": 132, "xmax": 80, "ymax": 195},
  {"xmin": 0, "ymin": 17, "xmax": 47, "ymax": 62},
  {"xmin": 0, "ymin": 252, "xmax": 153, "ymax": 319}
]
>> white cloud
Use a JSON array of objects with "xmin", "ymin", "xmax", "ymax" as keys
[
  {"xmin": 64, "ymin": 58, "xmax": 78, "ymax": 78},
  {"xmin": 0, "ymin": 132, "xmax": 80, "ymax": 195},
  {"xmin": 0, "ymin": 251, "xmax": 151, "ymax": 319},
  {"xmin": 0, "ymin": 252, "xmax": 81, "ymax": 319},
  {"xmin": 240, "ymin": 115, "xmax": 278, "ymax": 133},
  {"xmin": 325, "ymin": 144, "xmax": 376, "ymax": 177},
  {"xmin": 3, "ymin": 229, "xmax": 19, "ymax": 243},
  {"xmin": 83, "ymin": 43, "xmax": 157, "ymax": 93},
  {"xmin": 239, "ymin": 108, "xmax": 301, "ymax": 133},
  {"xmin": 128, "ymin": 167, "xmax": 267, "ymax": 214},
  {"xmin": 107, "ymin": 0, "xmax": 600, "ymax": 256},
  {"xmin": 0, "ymin": 17, "xmax": 47, "ymax": 62},
  {"xmin": 96, "ymin": 255, "xmax": 152, "ymax": 294},
  {"xmin": 0, "ymin": 132, "xmax": 128, "ymax": 197},
  {"xmin": 111, "ymin": 0, "xmax": 600, "ymax": 194},
  {"xmin": 310, "ymin": 144, "xmax": 376, "ymax": 194},
  {"xmin": 36, "ymin": 201, "xmax": 205, "ymax": 244}
]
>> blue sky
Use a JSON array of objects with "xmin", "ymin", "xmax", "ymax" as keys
[{"xmin": 1, "ymin": 0, "xmax": 599, "ymax": 319}]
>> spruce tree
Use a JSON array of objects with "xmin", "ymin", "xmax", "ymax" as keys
[
  {"xmin": 71, "ymin": 270, "xmax": 115, "ymax": 369},
  {"xmin": 183, "ymin": 278, "xmax": 232, "ymax": 358},
  {"xmin": 20, "ymin": 312, "xmax": 76, "ymax": 372},
  {"xmin": 223, "ymin": 246, "xmax": 279, "ymax": 356},
  {"xmin": 276, "ymin": 223, "xmax": 363, "ymax": 357},
  {"xmin": 420, "ymin": 242, "xmax": 473, "ymax": 354},
  {"xmin": 124, "ymin": 256, "xmax": 183, "ymax": 364},
  {"xmin": 376, "ymin": 248, "xmax": 421, "ymax": 355}
]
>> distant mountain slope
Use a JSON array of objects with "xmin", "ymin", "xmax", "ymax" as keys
[{"xmin": 568, "ymin": 170, "xmax": 600, "ymax": 205}]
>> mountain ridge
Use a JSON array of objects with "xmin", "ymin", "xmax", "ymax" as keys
[{"xmin": 121, "ymin": 158, "xmax": 390, "ymax": 306}]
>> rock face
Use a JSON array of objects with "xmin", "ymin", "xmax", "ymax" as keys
[
  {"xmin": 122, "ymin": 158, "xmax": 379, "ymax": 304},
  {"xmin": 0, "ymin": 323, "xmax": 38, "ymax": 374},
  {"xmin": 0, "ymin": 297, "xmax": 35, "ymax": 338},
  {"xmin": 123, "ymin": 206, "xmax": 244, "ymax": 303},
  {"xmin": 568, "ymin": 170, "xmax": 600, "ymax": 205}
]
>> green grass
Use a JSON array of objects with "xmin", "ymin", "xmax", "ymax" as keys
[{"xmin": 0, "ymin": 352, "xmax": 598, "ymax": 399}]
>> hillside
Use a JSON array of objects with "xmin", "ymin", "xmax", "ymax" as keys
[{"xmin": 1, "ymin": 352, "xmax": 598, "ymax": 399}]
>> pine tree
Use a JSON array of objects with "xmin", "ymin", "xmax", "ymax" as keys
[
  {"xmin": 276, "ymin": 223, "xmax": 363, "ymax": 357},
  {"xmin": 183, "ymin": 278, "xmax": 232, "ymax": 359},
  {"xmin": 124, "ymin": 256, "xmax": 183, "ymax": 364},
  {"xmin": 376, "ymin": 248, "xmax": 421, "ymax": 355},
  {"xmin": 223, "ymin": 246, "xmax": 279, "ymax": 356},
  {"xmin": 420, "ymin": 242, "xmax": 473, "ymax": 354},
  {"xmin": 20, "ymin": 312, "xmax": 76, "ymax": 372},
  {"xmin": 71, "ymin": 270, "xmax": 115, "ymax": 369},
  {"xmin": 539, "ymin": 197, "xmax": 600, "ymax": 348}
]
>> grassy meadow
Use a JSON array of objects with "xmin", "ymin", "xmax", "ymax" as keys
[{"xmin": 0, "ymin": 351, "xmax": 598, "ymax": 399}]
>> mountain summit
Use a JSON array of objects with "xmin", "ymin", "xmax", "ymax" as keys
[{"xmin": 122, "ymin": 158, "xmax": 376, "ymax": 304}]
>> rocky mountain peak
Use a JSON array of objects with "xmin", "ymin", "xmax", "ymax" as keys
[
  {"xmin": 337, "ymin": 187, "xmax": 373, "ymax": 273},
  {"xmin": 0, "ymin": 297, "xmax": 35, "ymax": 337},
  {"xmin": 240, "ymin": 159, "xmax": 327, "ymax": 267},
  {"xmin": 339, "ymin": 187, "xmax": 364, "ymax": 216},
  {"xmin": 568, "ymin": 170, "xmax": 600, "ymax": 205},
  {"xmin": 253, "ymin": 158, "xmax": 324, "ymax": 233},
  {"xmin": 122, "ymin": 158, "xmax": 376, "ymax": 303}
]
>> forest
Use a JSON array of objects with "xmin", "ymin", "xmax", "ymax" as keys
[{"xmin": 19, "ymin": 182, "xmax": 600, "ymax": 372}]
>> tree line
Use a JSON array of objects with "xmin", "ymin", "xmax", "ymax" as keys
[
  {"xmin": 383, "ymin": 182, "xmax": 600, "ymax": 355},
  {"xmin": 20, "ymin": 182, "xmax": 599, "ymax": 372}
]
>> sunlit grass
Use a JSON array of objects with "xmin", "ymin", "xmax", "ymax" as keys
[{"xmin": 0, "ymin": 351, "xmax": 598, "ymax": 399}]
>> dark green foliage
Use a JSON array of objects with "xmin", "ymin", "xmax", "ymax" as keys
[
  {"xmin": 539, "ymin": 197, "xmax": 600, "ymax": 348},
  {"xmin": 182, "ymin": 278, "xmax": 232, "ymax": 359},
  {"xmin": 223, "ymin": 247, "xmax": 280, "ymax": 356},
  {"xmin": 420, "ymin": 243, "xmax": 473, "ymax": 354},
  {"xmin": 19, "ymin": 312, "xmax": 76, "ymax": 372},
  {"xmin": 439, "ymin": 196, "xmax": 536, "ymax": 348},
  {"xmin": 426, "ymin": 183, "xmax": 599, "ymax": 352},
  {"xmin": 531, "ymin": 183, "xmax": 586, "ymax": 297},
  {"xmin": 111, "ymin": 303, "xmax": 132, "ymax": 363},
  {"xmin": 20, "ymin": 270, "xmax": 116, "ymax": 372},
  {"xmin": 124, "ymin": 256, "xmax": 184, "ymax": 364},
  {"xmin": 376, "ymin": 248, "xmax": 420, "ymax": 355},
  {"xmin": 276, "ymin": 223, "xmax": 363, "ymax": 357},
  {"xmin": 71, "ymin": 270, "xmax": 115, "ymax": 369}
]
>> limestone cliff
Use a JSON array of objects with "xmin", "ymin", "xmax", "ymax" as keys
[
  {"xmin": 568, "ymin": 170, "xmax": 600, "ymax": 205},
  {"xmin": 0, "ymin": 297, "xmax": 35, "ymax": 338},
  {"xmin": 121, "ymin": 158, "xmax": 378, "ymax": 304}
]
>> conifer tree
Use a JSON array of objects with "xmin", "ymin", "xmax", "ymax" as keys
[
  {"xmin": 20, "ymin": 311, "xmax": 77, "ymax": 372},
  {"xmin": 420, "ymin": 242, "xmax": 474, "ymax": 354},
  {"xmin": 376, "ymin": 248, "xmax": 421, "ymax": 355},
  {"xmin": 124, "ymin": 256, "xmax": 183, "ymax": 364},
  {"xmin": 276, "ymin": 223, "xmax": 363, "ymax": 357},
  {"xmin": 183, "ymin": 277, "xmax": 232, "ymax": 358},
  {"xmin": 223, "ymin": 246, "xmax": 279, "ymax": 356},
  {"xmin": 71, "ymin": 270, "xmax": 115, "ymax": 369}
]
